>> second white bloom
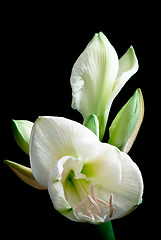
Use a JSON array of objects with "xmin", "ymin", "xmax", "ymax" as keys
[
  {"xmin": 29, "ymin": 116, "xmax": 143, "ymax": 224},
  {"xmin": 70, "ymin": 32, "xmax": 138, "ymax": 140}
]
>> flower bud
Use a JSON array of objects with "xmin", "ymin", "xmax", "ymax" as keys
[
  {"xmin": 12, "ymin": 120, "xmax": 33, "ymax": 155},
  {"xmin": 108, "ymin": 89, "xmax": 144, "ymax": 153},
  {"xmin": 83, "ymin": 114, "xmax": 99, "ymax": 137},
  {"xmin": 4, "ymin": 160, "xmax": 46, "ymax": 190}
]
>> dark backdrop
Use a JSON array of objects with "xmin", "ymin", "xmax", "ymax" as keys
[{"xmin": 1, "ymin": 4, "xmax": 158, "ymax": 240}]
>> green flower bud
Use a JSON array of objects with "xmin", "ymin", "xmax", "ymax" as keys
[
  {"xmin": 108, "ymin": 89, "xmax": 144, "ymax": 153},
  {"xmin": 12, "ymin": 120, "xmax": 33, "ymax": 155},
  {"xmin": 83, "ymin": 114, "xmax": 99, "ymax": 137},
  {"xmin": 4, "ymin": 160, "xmax": 46, "ymax": 190}
]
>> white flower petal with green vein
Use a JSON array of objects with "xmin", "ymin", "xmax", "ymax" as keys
[
  {"xmin": 78, "ymin": 142, "xmax": 122, "ymax": 190},
  {"xmin": 71, "ymin": 32, "xmax": 118, "ymax": 119},
  {"xmin": 105, "ymin": 46, "xmax": 139, "ymax": 122},
  {"xmin": 29, "ymin": 116, "xmax": 143, "ymax": 224}
]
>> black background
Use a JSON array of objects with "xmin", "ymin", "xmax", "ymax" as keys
[{"xmin": 1, "ymin": 3, "xmax": 158, "ymax": 240}]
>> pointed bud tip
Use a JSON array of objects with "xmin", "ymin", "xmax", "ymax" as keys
[
  {"xmin": 4, "ymin": 159, "xmax": 9, "ymax": 165},
  {"xmin": 83, "ymin": 114, "xmax": 99, "ymax": 138},
  {"xmin": 12, "ymin": 120, "xmax": 33, "ymax": 155}
]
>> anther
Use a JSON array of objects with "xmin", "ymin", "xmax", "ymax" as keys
[{"xmin": 109, "ymin": 194, "xmax": 117, "ymax": 218}]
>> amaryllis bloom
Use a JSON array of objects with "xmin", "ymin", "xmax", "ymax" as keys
[
  {"xmin": 29, "ymin": 116, "xmax": 143, "ymax": 224},
  {"xmin": 70, "ymin": 32, "xmax": 138, "ymax": 140}
]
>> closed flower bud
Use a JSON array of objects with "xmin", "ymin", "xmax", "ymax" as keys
[
  {"xmin": 108, "ymin": 89, "xmax": 144, "ymax": 153},
  {"xmin": 12, "ymin": 120, "xmax": 33, "ymax": 155},
  {"xmin": 4, "ymin": 160, "xmax": 46, "ymax": 190},
  {"xmin": 83, "ymin": 114, "xmax": 99, "ymax": 137}
]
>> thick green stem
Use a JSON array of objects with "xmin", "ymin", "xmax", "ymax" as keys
[{"xmin": 97, "ymin": 221, "xmax": 115, "ymax": 240}]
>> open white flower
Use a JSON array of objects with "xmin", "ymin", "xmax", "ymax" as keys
[
  {"xmin": 70, "ymin": 32, "xmax": 138, "ymax": 140},
  {"xmin": 29, "ymin": 116, "xmax": 143, "ymax": 224}
]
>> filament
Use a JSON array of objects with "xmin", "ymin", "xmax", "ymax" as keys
[{"xmin": 87, "ymin": 195, "xmax": 101, "ymax": 215}]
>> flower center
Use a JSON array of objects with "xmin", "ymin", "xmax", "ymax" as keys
[
  {"xmin": 74, "ymin": 183, "xmax": 116, "ymax": 222},
  {"xmin": 63, "ymin": 165, "xmax": 117, "ymax": 223}
]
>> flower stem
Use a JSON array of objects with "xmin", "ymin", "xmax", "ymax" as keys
[{"xmin": 97, "ymin": 221, "xmax": 115, "ymax": 240}]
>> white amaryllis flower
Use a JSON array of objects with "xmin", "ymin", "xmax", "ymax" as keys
[
  {"xmin": 29, "ymin": 116, "xmax": 143, "ymax": 224},
  {"xmin": 70, "ymin": 32, "xmax": 138, "ymax": 140}
]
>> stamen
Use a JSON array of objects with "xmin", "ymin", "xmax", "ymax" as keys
[
  {"xmin": 109, "ymin": 194, "xmax": 116, "ymax": 218},
  {"xmin": 92, "ymin": 213, "xmax": 104, "ymax": 222},
  {"xmin": 109, "ymin": 194, "xmax": 113, "ymax": 218},
  {"xmin": 74, "ymin": 183, "xmax": 117, "ymax": 222},
  {"xmin": 91, "ymin": 184, "xmax": 109, "ymax": 206},
  {"xmin": 85, "ymin": 206, "xmax": 95, "ymax": 221},
  {"xmin": 91, "ymin": 183, "xmax": 97, "ymax": 201},
  {"xmin": 97, "ymin": 197, "xmax": 109, "ymax": 206},
  {"xmin": 87, "ymin": 195, "xmax": 101, "ymax": 215},
  {"xmin": 75, "ymin": 197, "xmax": 88, "ymax": 215}
]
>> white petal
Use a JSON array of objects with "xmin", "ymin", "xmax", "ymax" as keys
[
  {"xmin": 109, "ymin": 152, "xmax": 143, "ymax": 220},
  {"xmin": 48, "ymin": 156, "xmax": 71, "ymax": 209},
  {"xmin": 80, "ymin": 142, "xmax": 122, "ymax": 190},
  {"xmin": 116, "ymin": 46, "xmax": 138, "ymax": 83},
  {"xmin": 70, "ymin": 32, "xmax": 118, "ymax": 119},
  {"xmin": 29, "ymin": 116, "xmax": 98, "ymax": 187},
  {"xmin": 105, "ymin": 46, "xmax": 139, "ymax": 125},
  {"xmin": 78, "ymin": 143, "xmax": 143, "ymax": 221},
  {"xmin": 48, "ymin": 156, "xmax": 82, "ymax": 222}
]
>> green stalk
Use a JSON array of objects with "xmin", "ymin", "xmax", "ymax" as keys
[{"xmin": 97, "ymin": 221, "xmax": 115, "ymax": 240}]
